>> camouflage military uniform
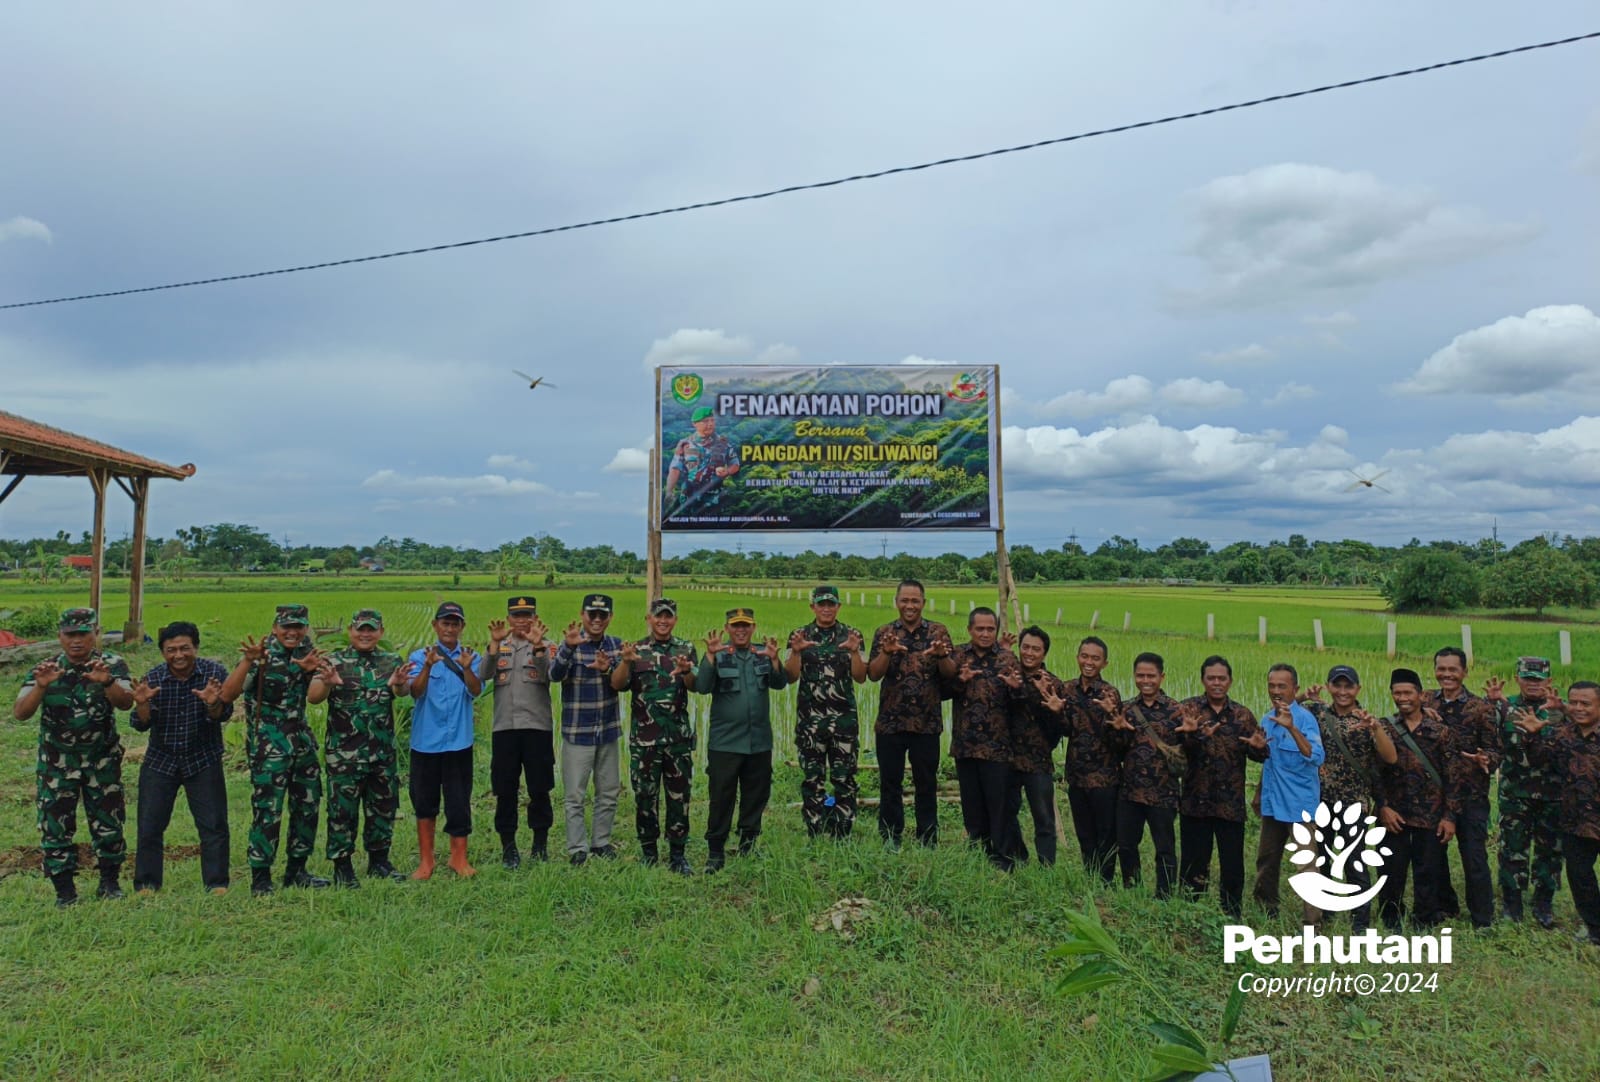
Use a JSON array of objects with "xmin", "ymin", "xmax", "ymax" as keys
[
  {"xmin": 20, "ymin": 651, "xmax": 131, "ymax": 877},
  {"xmin": 1496, "ymin": 694, "xmax": 1564, "ymax": 899},
  {"xmin": 322, "ymin": 646, "xmax": 404, "ymax": 861},
  {"xmin": 243, "ymin": 638, "xmax": 322, "ymax": 870},
  {"xmin": 623, "ymin": 635, "xmax": 699, "ymax": 847},
  {"xmin": 793, "ymin": 620, "xmax": 862, "ymax": 837},
  {"xmin": 668, "ymin": 431, "xmax": 738, "ymax": 513}
]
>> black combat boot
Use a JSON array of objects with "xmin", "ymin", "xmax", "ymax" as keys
[
  {"xmin": 737, "ymin": 834, "xmax": 757, "ymax": 858},
  {"xmin": 530, "ymin": 831, "xmax": 549, "ymax": 863},
  {"xmin": 332, "ymin": 857, "xmax": 360, "ymax": 888},
  {"xmin": 1502, "ymin": 889, "xmax": 1524, "ymax": 923},
  {"xmin": 96, "ymin": 860, "xmax": 124, "ymax": 900},
  {"xmin": 50, "ymin": 871, "xmax": 79, "ymax": 908},
  {"xmin": 501, "ymin": 835, "xmax": 522, "ymax": 871},
  {"xmin": 366, "ymin": 849, "xmax": 404, "ymax": 881},
  {"xmin": 251, "ymin": 867, "xmax": 275, "ymax": 897},
  {"xmin": 667, "ymin": 844, "xmax": 694, "ymax": 877},
  {"xmin": 705, "ymin": 847, "xmax": 726, "ymax": 874},
  {"xmin": 283, "ymin": 859, "xmax": 331, "ymax": 889},
  {"xmin": 640, "ymin": 843, "xmax": 659, "ymax": 867},
  {"xmin": 1532, "ymin": 888, "xmax": 1555, "ymax": 929}
]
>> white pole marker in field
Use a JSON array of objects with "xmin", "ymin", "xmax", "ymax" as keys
[
  {"xmin": 1461, "ymin": 624, "xmax": 1473, "ymax": 667},
  {"xmin": 1090, "ymin": 610, "xmax": 1100, "ymax": 630},
  {"xmin": 1387, "ymin": 622, "xmax": 1397, "ymax": 658},
  {"xmin": 877, "ymin": 594, "xmax": 882, "ymax": 607},
  {"xmin": 968, "ymin": 600, "xmax": 975, "ymax": 613},
  {"xmin": 1560, "ymin": 629, "xmax": 1573, "ymax": 666},
  {"xmin": 1054, "ymin": 607, "xmax": 1063, "ymax": 625},
  {"xmin": 1313, "ymin": 619, "xmax": 1324, "ymax": 651},
  {"xmin": 1023, "ymin": 603, "xmax": 1030, "ymax": 621},
  {"xmin": 1123, "ymin": 612, "xmax": 1131, "ymax": 631},
  {"xmin": 1207, "ymin": 613, "xmax": 1215, "ymax": 640},
  {"xmin": 949, "ymin": 600, "xmax": 956, "ymax": 615},
  {"xmin": 1258, "ymin": 617, "xmax": 1267, "ymax": 645}
]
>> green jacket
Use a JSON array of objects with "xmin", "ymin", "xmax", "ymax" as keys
[{"xmin": 694, "ymin": 647, "xmax": 788, "ymax": 754}]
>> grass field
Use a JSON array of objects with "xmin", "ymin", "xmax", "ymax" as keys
[{"xmin": 2, "ymin": 579, "xmax": 1598, "ymax": 1080}]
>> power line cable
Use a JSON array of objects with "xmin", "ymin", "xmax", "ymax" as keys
[{"xmin": 3, "ymin": 30, "xmax": 1595, "ymax": 312}]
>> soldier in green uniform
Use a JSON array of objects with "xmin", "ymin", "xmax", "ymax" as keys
[
  {"xmin": 663, "ymin": 405, "xmax": 740, "ymax": 516},
  {"xmin": 219, "ymin": 604, "xmax": 333, "ymax": 895},
  {"xmin": 308, "ymin": 609, "xmax": 413, "ymax": 887},
  {"xmin": 783, "ymin": 585, "xmax": 867, "ymax": 838},
  {"xmin": 12, "ymin": 608, "xmax": 134, "ymax": 907},
  {"xmin": 1486, "ymin": 657, "xmax": 1565, "ymax": 925},
  {"xmin": 611, "ymin": 598, "xmax": 699, "ymax": 874}
]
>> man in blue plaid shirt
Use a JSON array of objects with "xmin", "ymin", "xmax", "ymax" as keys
[
  {"xmin": 128, "ymin": 621, "xmax": 233, "ymax": 893},
  {"xmin": 549, "ymin": 593, "xmax": 624, "ymax": 865}
]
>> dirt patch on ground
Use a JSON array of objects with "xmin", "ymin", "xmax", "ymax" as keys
[{"xmin": 0, "ymin": 842, "xmax": 201, "ymax": 880}]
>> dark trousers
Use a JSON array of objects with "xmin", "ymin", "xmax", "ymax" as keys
[
  {"xmin": 877, "ymin": 731, "xmax": 941, "ymax": 845},
  {"xmin": 1068, "ymin": 785, "xmax": 1119, "ymax": 883},
  {"xmin": 1254, "ymin": 817, "xmax": 1321, "ymax": 925},
  {"xmin": 1116, "ymin": 799, "xmax": 1176, "ymax": 897},
  {"xmin": 1006, "ymin": 770, "xmax": 1058, "ymax": 866},
  {"xmin": 1564, "ymin": 833, "xmax": 1600, "ymax": 937},
  {"xmin": 490, "ymin": 728, "xmax": 554, "ymax": 840},
  {"xmin": 1378, "ymin": 825, "xmax": 1447, "ymax": 929},
  {"xmin": 409, "ymin": 747, "xmax": 474, "ymax": 837},
  {"xmin": 705, "ymin": 750, "xmax": 772, "ymax": 849},
  {"xmin": 133, "ymin": 761, "xmax": 230, "ymax": 891},
  {"xmin": 1437, "ymin": 798, "xmax": 1494, "ymax": 927},
  {"xmin": 1180, "ymin": 814, "xmax": 1246, "ymax": 916},
  {"xmin": 956, "ymin": 758, "xmax": 1014, "ymax": 870}
]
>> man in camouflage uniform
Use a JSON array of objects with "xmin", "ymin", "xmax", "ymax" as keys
[
  {"xmin": 663, "ymin": 405, "xmax": 740, "ymax": 516},
  {"xmin": 219, "ymin": 604, "xmax": 332, "ymax": 895},
  {"xmin": 1515, "ymin": 681, "xmax": 1600, "ymax": 947},
  {"xmin": 13, "ymin": 608, "xmax": 133, "ymax": 907},
  {"xmin": 611, "ymin": 598, "xmax": 699, "ymax": 874},
  {"xmin": 1487, "ymin": 657, "xmax": 1564, "ymax": 925},
  {"xmin": 308, "ymin": 609, "xmax": 411, "ymax": 887},
  {"xmin": 783, "ymin": 585, "xmax": 866, "ymax": 839}
]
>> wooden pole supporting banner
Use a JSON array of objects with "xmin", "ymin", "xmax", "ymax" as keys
[
  {"xmin": 124, "ymin": 477, "xmax": 149, "ymax": 642},
  {"xmin": 87, "ymin": 468, "xmax": 108, "ymax": 619},
  {"xmin": 992, "ymin": 365, "xmax": 1020, "ymax": 636}
]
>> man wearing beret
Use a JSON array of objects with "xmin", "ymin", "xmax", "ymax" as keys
[
  {"xmin": 696, "ymin": 607, "xmax": 788, "ymax": 870},
  {"xmin": 219, "ymin": 603, "xmax": 334, "ymax": 895},
  {"xmin": 309, "ymin": 609, "xmax": 412, "ymax": 886},
  {"xmin": 663, "ymin": 405, "xmax": 740, "ymax": 517},
  {"xmin": 612, "ymin": 598, "xmax": 699, "ymax": 874},
  {"xmin": 550, "ymin": 593, "xmax": 625, "ymax": 865},
  {"xmin": 1486, "ymin": 656, "xmax": 1565, "ymax": 925},
  {"xmin": 479, "ymin": 596, "xmax": 558, "ymax": 869},
  {"xmin": 406, "ymin": 601, "xmax": 483, "ymax": 879},
  {"xmin": 13, "ymin": 607, "xmax": 134, "ymax": 907},
  {"xmin": 784, "ymin": 585, "xmax": 867, "ymax": 839}
]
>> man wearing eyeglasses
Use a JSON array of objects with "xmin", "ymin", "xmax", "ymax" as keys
[{"xmin": 549, "ymin": 594, "xmax": 625, "ymax": 865}]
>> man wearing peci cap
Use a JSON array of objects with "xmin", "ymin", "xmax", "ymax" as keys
[
  {"xmin": 13, "ymin": 608, "xmax": 135, "ymax": 907},
  {"xmin": 663, "ymin": 405, "xmax": 740, "ymax": 516},
  {"xmin": 479, "ymin": 596, "xmax": 558, "ymax": 869},
  {"xmin": 1375, "ymin": 668, "xmax": 1460, "ymax": 930},
  {"xmin": 309, "ymin": 609, "xmax": 412, "ymax": 886},
  {"xmin": 1426, "ymin": 647, "xmax": 1501, "ymax": 930},
  {"xmin": 219, "ymin": 604, "xmax": 335, "ymax": 895},
  {"xmin": 549, "ymin": 594, "xmax": 625, "ymax": 865},
  {"xmin": 784, "ymin": 585, "xmax": 867, "ymax": 839},
  {"xmin": 695, "ymin": 607, "xmax": 788, "ymax": 870},
  {"xmin": 612, "ymin": 598, "xmax": 699, "ymax": 873},
  {"xmin": 1486, "ymin": 656, "xmax": 1565, "ymax": 925},
  {"xmin": 406, "ymin": 601, "xmax": 483, "ymax": 879}
]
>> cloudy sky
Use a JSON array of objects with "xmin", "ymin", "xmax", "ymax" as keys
[{"xmin": 2, "ymin": 3, "xmax": 1597, "ymax": 556}]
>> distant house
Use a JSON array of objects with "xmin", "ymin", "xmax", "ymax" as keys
[
  {"xmin": 359, "ymin": 557, "xmax": 386, "ymax": 572},
  {"xmin": 62, "ymin": 555, "xmax": 95, "ymax": 571}
]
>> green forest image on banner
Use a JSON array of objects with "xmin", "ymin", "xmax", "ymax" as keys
[{"xmin": 657, "ymin": 364, "xmax": 998, "ymax": 531}]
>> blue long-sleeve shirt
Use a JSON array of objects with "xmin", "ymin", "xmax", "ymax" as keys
[{"xmin": 1259, "ymin": 701, "xmax": 1325, "ymax": 824}]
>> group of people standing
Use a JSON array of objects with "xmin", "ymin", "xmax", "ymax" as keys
[{"xmin": 12, "ymin": 585, "xmax": 1600, "ymax": 949}]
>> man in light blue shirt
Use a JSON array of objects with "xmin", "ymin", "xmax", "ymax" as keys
[
  {"xmin": 1251, "ymin": 663, "xmax": 1325, "ymax": 924},
  {"xmin": 406, "ymin": 601, "xmax": 482, "ymax": 879}
]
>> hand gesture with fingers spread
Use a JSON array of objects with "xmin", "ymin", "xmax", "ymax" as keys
[
  {"xmin": 31, "ymin": 659, "xmax": 64, "ymax": 688},
  {"xmin": 1240, "ymin": 729, "xmax": 1268, "ymax": 752},
  {"xmin": 1483, "ymin": 676, "xmax": 1507, "ymax": 704},
  {"xmin": 240, "ymin": 636, "xmax": 267, "ymax": 663},
  {"xmin": 193, "ymin": 678, "xmax": 226, "ymax": 707},
  {"xmin": 316, "ymin": 659, "xmax": 344, "ymax": 687},
  {"xmin": 673, "ymin": 653, "xmax": 694, "ymax": 676},
  {"xmin": 788, "ymin": 630, "xmax": 817, "ymax": 654},
  {"xmin": 293, "ymin": 648, "xmax": 325, "ymax": 673},
  {"xmin": 1175, "ymin": 705, "xmax": 1202, "ymax": 734},
  {"xmin": 1034, "ymin": 675, "xmax": 1065, "ymax": 713},
  {"xmin": 563, "ymin": 621, "xmax": 584, "ymax": 647},
  {"xmin": 387, "ymin": 664, "xmax": 414, "ymax": 690},
  {"xmin": 132, "ymin": 677, "xmax": 161, "ymax": 707},
  {"xmin": 488, "ymin": 620, "xmax": 510, "ymax": 645},
  {"xmin": 1107, "ymin": 708, "xmax": 1134, "ymax": 732},
  {"xmin": 957, "ymin": 659, "xmax": 976, "ymax": 683},
  {"xmin": 85, "ymin": 658, "xmax": 114, "ymax": 685},
  {"xmin": 705, "ymin": 629, "xmax": 725, "ymax": 656},
  {"xmin": 1001, "ymin": 668, "xmax": 1024, "ymax": 690},
  {"xmin": 620, "ymin": 641, "xmax": 640, "ymax": 665},
  {"xmin": 589, "ymin": 648, "xmax": 612, "ymax": 673},
  {"xmin": 844, "ymin": 629, "xmax": 863, "ymax": 654}
]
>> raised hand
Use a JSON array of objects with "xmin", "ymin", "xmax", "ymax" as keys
[
  {"xmin": 132, "ymin": 677, "xmax": 161, "ymax": 706},
  {"xmin": 423, "ymin": 645, "xmax": 443, "ymax": 668},
  {"xmin": 1034, "ymin": 675, "xmax": 1065, "ymax": 713},
  {"xmin": 1107, "ymin": 709, "xmax": 1135, "ymax": 732},
  {"xmin": 457, "ymin": 647, "xmax": 477, "ymax": 672},
  {"xmin": 1510, "ymin": 708, "xmax": 1549, "ymax": 735},
  {"xmin": 563, "ymin": 621, "xmax": 584, "ymax": 647},
  {"xmin": 705, "ymin": 629, "xmax": 726, "ymax": 655},
  {"xmin": 1269, "ymin": 703, "xmax": 1295, "ymax": 729},
  {"xmin": 673, "ymin": 653, "xmax": 694, "ymax": 676},
  {"xmin": 1240, "ymin": 729, "xmax": 1269, "ymax": 752},
  {"xmin": 788, "ymin": 630, "xmax": 818, "ymax": 654},
  {"xmin": 84, "ymin": 658, "xmax": 114, "ymax": 685},
  {"xmin": 924, "ymin": 637, "xmax": 951, "ymax": 660},
  {"xmin": 1174, "ymin": 705, "xmax": 1201, "ymax": 734},
  {"xmin": 1482, "ymin": 676, "xmax": 1507, "ymax": 703},
  {"xmin": 758, "ymin": 636, "xmax": 781, "ymax": 661},
  {"xmin": 1202, "ymin": 720, "xmax": 1224, "ymax": 740},
  {"xmin": 292, "ymin": 647, "xmax": 326, "ymax": 673},
  {"xmin": 1461, "ymin": 750, "xmax": 1492, "ymax": 774},
  {"xmin": 528, "ymin": 617, "xmax": 549, "ymax": 644},
  {"xmin": 193, "ymin": 678, "xmax": 226, "ymax": 706},
  {"xmin": 956, "ymin": 660, "xmax": 977, "ymax": 683},
  {"xmin": 488, "ymin": 619, "xmax": 510, "ymax": 644},
  {"xmin": 30, "ymin": 659, "xmax": 65, "ymax": 687},
  {"xmin": 880, "ymin": 630, "xmax": 907, "ymax": 655},
  {"xmin": 239, "ymin": 635, "xmax": 267, "ymax": 663},
  {"xmin": 387, "ymin": 663, "xmax": 414, "ymax": 689},
  {"xmin": 1000, "ymin": 631, "xmax": 1018, "ymax": 649},
  {"xmin": 1093, "ymin": 689, "xmax": 1119, "ymax": 716},
  {"xmin": 588, "ymin": 648, "xmax": 613, "ymax": 672},
  {"xmin": 844, "ymin": 629, "xmax": 863, "ymax": 654},
  {"xmin": 619, "ymin": 640, "xmax": 640, "ymax": 664},
  {"xmin": 1349, "ymin": 708, "xmax": 1377, "ymax": 731},
  {"xmin": 1001, "ymin": 668, "xmax": 1024, "ymax": 690},
  {"xmin": 1300, "ymin": 684, "xmax": 1324, "ymax": 703},
  {"xmin": 316, "ymin": 659, "xmax": 344, "ymax": 686}
]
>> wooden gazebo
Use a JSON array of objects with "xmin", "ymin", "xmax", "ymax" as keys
[{"xmin": 0, "ymin": 409, "xmax": 195, "ymax": 641}]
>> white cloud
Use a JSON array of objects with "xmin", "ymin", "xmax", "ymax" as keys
[
  {"xmin": 1158, "ymin": 377, "xmax": 1245, "ymax": 411},
  {"xmin": 1035, "ymin": 375, "xmax": 1244, "ymax": 419},
  {"xmin": 642, "ymin": 328, "xmax": 753, "ymax": 370},
  {"xmin": 1396, "ymin": 305, "xmax": 1600, "ymax": 403},
  {"xmin": 755, "ymin": 343, "xmax": 800, "ymax": 364},
  {"xmin": 1172, "ymin": 163, "xmax": 1535, "ymax": 308},
  {"xmin": 603, "ymin": 447, "xmax": 650, "ymax": 473},
  {"xmin": 486, "ymin": 454, "xmax": 538, "ymax": 473},
  {"xmin": 1425, "ymin": 416, "xmax": 1600, "ymax": 486},
  {"xmin": 361, "ymin": 469, "xmax": 552, "ymax": 496},
  {"xmin": 1263, "ymin": 382, "xmax": 1318, "ymax": 407},
  {"xmin": 1199, "ymin": 343, "xmax": 1274, "ymax": 365},
  {"xmin": 0, "ymin": 215, "xmax": 51, "ymax": 244}
]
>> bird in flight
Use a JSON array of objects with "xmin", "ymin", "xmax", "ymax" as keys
[
  {"xmin": 513, "ymin": 370, "xmax": 557, "ymax": 390},
  {"xmin": 1345, "ymin": 468, "xmax": 1391, "ymax": 493}
]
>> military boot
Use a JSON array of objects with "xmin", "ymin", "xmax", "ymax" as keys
[
  {"xmin": 640, "ymin": 843, "xmax": 659, "ymax": 867},
  {"xmin": 530, "ymin": 831, "xmax": 549, "ymax": 863},
  {"xmin": 50, "ymin": 871, "xmax": 79, "ymax": 908},
  {"xmin": 737, "ymin": 834, "xmax": 757, "ymax": 858},
  {"xmin": 251, "ymin": 867, "xmax": 275, "ymax": 897},
  {"xmin": 367, "ymin": 849, "xmax": 404, "ymax": 882},
  {"xmin": 705, "ymin": 846, "xmax": 726, "ymax": 874},
  {"xmin": 1502, "ymin": 889, "xmax": 1524, "ymax": 923},
  {"xmin": 1532, "ymin": 888, "xmax": 1555, "ymax": 929},
  {"xmin": 95, "ymin": 860, "xmax": 124, "ymax": 900},
  {"xmin": 283, "ymin": 859, "xmax": 331, "ymax": 889},
  {"xmin": 501, "ymin": 835, "xmax": 522, "ymax": 871},
  {"xmin": 332, "ymin": 858, "xmax": 360, "ymax": 889},
  {"xmin": 667, "ymin": 844, "xmax": 694, "ymax": 877}
]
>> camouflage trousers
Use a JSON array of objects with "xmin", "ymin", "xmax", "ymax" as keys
[
  {"xmin": 325, "ymin": 758, "xmax": 399, "ymax": 861},
  {"xmin": 796, "ymin": 714, "xmax": 858, "ymax": 836},
  {"xmin": 630, "ymin": 742, "xmax": 693, "ymax": 844},
  {"xmin": 248, "ymin": 725, "xmax": 321, "ymax": 870},
  {"xmin": 1497, "ymin": 793, "xmax": 1563, "ymax": 896},
  {"xmin": 37, "ymin": 741, "xmax": 126, "ymax": 877}
]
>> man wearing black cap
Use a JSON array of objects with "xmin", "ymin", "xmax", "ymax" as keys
[
  {"xmin": 1427, "ymin": 647, "xmax": 1501, "ymax": 930},
  {"xmin": 695, "ymin": 607, "xmax": 788, "ymax": 870},
  {"xmin": 1486, "ymin": 657, "xmax": 1564, "ymax": 925},
  {"xmin": 1376, "ymin": 668, "xmax": 1459, "ymax": 930},
  {"xmin": 1301, "ymin": 664, "xmax": 1397, "ymax": 931},
  {"xmin": 480, "ymin": 597, "xmax": 557, "ymax": 868},
  {"xmin": 549, "ymin": 594, "xmax": 624, "ymax": 864},
  {"xmin": 14, "ymin": 607, "xmax": 134, "ymax": 907},
  {"xmin": 612, "ymin": 598, "xmax": 699, "ymax": 873},
  {"xmin": 219, "ymin": 603, "xmax": 334, "ymax": 895},
  {"xmin": 406, "ymin": 601, "xmax": 483, "ymax": 879},
  {"xmin": 784, "ymin": 585, "xmax": 866, "ymax": 838}
]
